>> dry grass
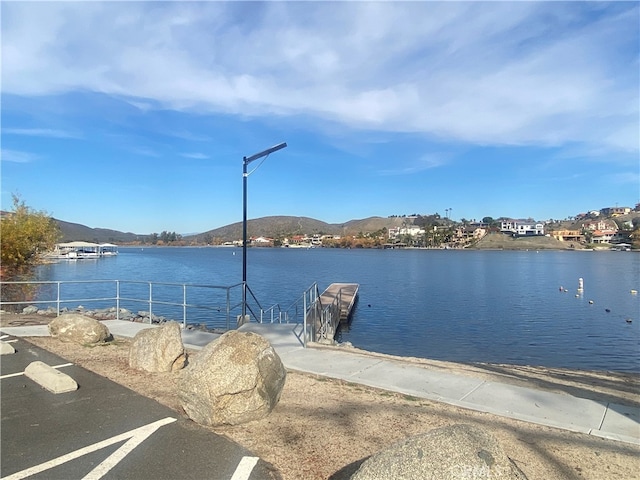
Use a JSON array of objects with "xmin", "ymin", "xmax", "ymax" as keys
[{"xmin": 3, "ymin": 312, "xmax": 638, "ymax": 480}]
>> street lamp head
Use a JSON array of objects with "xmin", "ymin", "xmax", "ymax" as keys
[{"xmin": 244, "ymin": 142, "xmax": 287, "ymax": 165}]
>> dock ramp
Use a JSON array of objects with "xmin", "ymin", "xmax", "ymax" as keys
[{"xmin": 310, "ymin": 283, "xmax": 359, "ymax": 343}]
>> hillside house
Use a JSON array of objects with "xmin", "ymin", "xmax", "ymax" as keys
[
  {"xmin": 500, "ymin": 220, "xmax": 545, "ymax": 236},
  {"xmin": 591, "ymin": 229, "xmax": 617, "ymax": 244},
  {"xmin": 321, "ymin": 234, "xmax": 340, "ymax": 241},
  {"xmin": 282, "ymin": 235, "xmax": 314, "ymax": 247},
  {"xmin": 251, "ymin": 236, "xmax": 273, "ymax": 247},
  {"xmin": 388, "ymin": 225, "xmax": 425, "ymax": 239},
  {"xmin": 581, "ymin": 219, "xmax": 618, "ymax": 244},
  {"xmin": 582, "ymin": 219, "xmax": 617, "ymax": 232},
  {"xmin": 600, "ymin": 206, "xmax": 631, "ymax": 217},
  {"xmin": 289, "ymin": 235, "xmax": 306, "ymax": 244},
  {"xmin": 551, "ymin": 230, "xmax": 584, "ymax": 243},
  {"xmin": 454, "ymin": 226, "xmax": 486, "ymax": 243}
]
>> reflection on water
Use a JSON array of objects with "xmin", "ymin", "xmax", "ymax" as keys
[{"xmin": 36, "ymin": 247, "xmax": 639, "ymax": 372}]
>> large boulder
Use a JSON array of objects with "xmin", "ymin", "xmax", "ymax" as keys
[
  {"xmin": 351, "ymin": 424, "xmax": 527, "ymax": 480},
  {"xmin": 178, "ymin": 330, "xmax": 286, "ymax": 426},
  {"xmin": 129, "ymin": 322, "xmax": 187, "ymax": 372},
  {"xmin": 48, "ymin": 314, "xmax": 111, "ymax": 345}
]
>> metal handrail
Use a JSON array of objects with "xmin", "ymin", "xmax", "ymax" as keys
[
  {"xmin": 279, "ymin": 282, "xmax": 321, "ymax": 347},
  {"xmin": 0, "ymin": 279, "xmax": 245, "ymax": 330},
  {"xmin": 0, "ymin": 279, "xmax": 119, "ymax": 317},
  {"xmin": 1, "ymin": 278, "xmax": 322, "ymax": 348},
  {"xmin": 243, "ymin": 283, "xmax": 284, "ymax": 324},
  {"xmin": 318, "ymin": 286, "xmax": 346, "ymax": 343}
]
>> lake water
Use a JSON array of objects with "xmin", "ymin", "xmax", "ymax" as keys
[{"xmin": 35, "ymin": 247, "xmax": 640, "ymax": 372}]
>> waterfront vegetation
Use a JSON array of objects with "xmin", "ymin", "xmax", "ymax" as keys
[
  {"xmin": 0, "ymin": 197, "xmax": 60, "ymax": 311},
  {"xmin": 0, "ymin": 195, "xmax": 59, "ymax": 280}
]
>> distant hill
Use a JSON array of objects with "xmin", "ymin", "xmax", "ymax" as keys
[
  {"xmin": 54, "ymin": 219, "xmax": 143, "ymax": 243},
  {"xmin": 52, "ymin": 215, "xmax": 408, "ymax": 244},
  {"xmin": 187, "ymin": 216, "xmax": 407, "ymax": 243},
  {"xmin": 39, "ymin": 212, "xmax": 640, "ymax": 246}
]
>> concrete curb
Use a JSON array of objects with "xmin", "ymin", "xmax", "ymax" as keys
[
  {"xmin": 24, "ymin": 361, "xmax": 78, "ymax": 394},
  {"xmin": 1, "ymin": 341, "xmax": 16, "ymax": 355}
]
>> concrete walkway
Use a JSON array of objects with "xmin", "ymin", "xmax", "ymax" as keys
[{"xmin": 2, "ymin": 320, "xmax": 638, "ymax": 446}]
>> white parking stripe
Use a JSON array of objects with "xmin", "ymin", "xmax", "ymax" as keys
[
  {"xmin": 0, "ymin": 363, "xmax": 73, "ymax": 380},
  {"xmin": 3, "ymin": 417, "xmax": 177, "ymax": 480},
  {"xmin": 231, "ymin": 456, "xmax": 259, "ymax": 480},
  {"xmin": 82, "ymin": 418, "xmax": 178, "ymax": 480}
]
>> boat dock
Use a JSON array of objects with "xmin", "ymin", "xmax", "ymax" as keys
[
  {"xmin": 46, "ymin": 241, "xmax": 119, "ymax": 260},
  {"xmin": 319, "ymin": 283, "xmax": 359, "ymax": 322},
  {"xmin": 308, "ymin": 283, "xmax": 359, "ymax": 343}
]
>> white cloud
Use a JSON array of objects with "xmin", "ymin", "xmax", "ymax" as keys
[
  {"xmin": 378, "ymin": 153, "xmax": 450, "ymax": 176},
  {"xmin": 1, "ymin": 149, "xmax": 39, "ymax": 163},
  {"xmin": 2, "ymin": 128, "xmax": 80, "ymax": 138},
  {"xmin": 1, "ymin": 2, "xmax": 638, "ymax": 154},
  {"xmin": 180, "ymin": 152, "xmax": 209, "ymax": 160},
  {"xmin": 607, "ymin": 171, "xmax": 640, "ymax": 185},
  {"xmin": 129, "ymin": 147, "xmax": 161, "ymax": 158}
]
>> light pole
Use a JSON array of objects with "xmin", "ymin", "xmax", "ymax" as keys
[{"xmin": 242, "ymin": 142, "xmax": 287, "ymax": 319}]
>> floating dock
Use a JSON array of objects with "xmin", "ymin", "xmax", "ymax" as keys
[
  {"xmin": 319, "ymin": 283, "xmax": 359, "ymax": 322},
  {"xmin": 308, "ymin": 283, "xmax": 359, "ymax": 343}
]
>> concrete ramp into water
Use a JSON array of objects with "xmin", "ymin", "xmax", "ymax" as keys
[{"xmin": 237, "ymin": 323, "xmax": 305, "ymax": 353}]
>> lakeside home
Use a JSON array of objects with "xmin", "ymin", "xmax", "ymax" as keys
[{"xmin": 500, "ymin": 219, "xmax": 545, "ymax": 236}]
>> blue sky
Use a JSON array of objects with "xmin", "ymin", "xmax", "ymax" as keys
[{"xmin": 1, "ymin": 1, "xmax": 638, "ymax": 235}]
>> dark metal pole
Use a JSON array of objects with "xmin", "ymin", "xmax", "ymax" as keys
[
  {"xmin": 240, "ymin": 142, "xmax": 287, "ymax": 321},
  {"xmin": 242, "ymin": 156, "xmax": 248, "ymax": 317}
]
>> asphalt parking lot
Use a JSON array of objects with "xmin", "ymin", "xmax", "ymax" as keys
[{"xmin": 1, "ymin": 337, "xmax": 279, "ymax": 480}]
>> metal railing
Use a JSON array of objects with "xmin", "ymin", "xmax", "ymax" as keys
[
  {"xmin": 1, "ymin": 279, "xmax": 265, "ymax": 330},
  {"xmin": 0, "ymin": 279, "xmax": 335, "ymax": 347},
  {"xmin": 318, "ymin": 287, "xmax": 342, "ymax": 342},
  {"xmin": 278, "ymin": 282, "xmax": 321, "ymax": 347},
  {"xmin": 268, "ymin": 281, "xmax": 349, "ymax": 346},
  {"xmin": 243, "ymin": 283, "xmax": 285, "ymax": 325}
]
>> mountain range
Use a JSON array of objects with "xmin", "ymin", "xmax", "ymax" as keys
[
  {"xmin": 54, "ymin": 218, "xmax": 144, "ymax": 243},
  {"xmin": 54, "ymin": 216, "xmax": 410, "ymax": 244}
]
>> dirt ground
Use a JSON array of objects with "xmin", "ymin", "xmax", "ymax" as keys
[
  {"xmin": 472, "ymin": 232, "xmax": 576, "ymax": 250},
  {"xmin": 2, "ymin": 313, "xmax": 639, "ymax": 480}
]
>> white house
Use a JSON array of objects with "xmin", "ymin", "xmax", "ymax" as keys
[
  {"xmin": 388, "ymin": 226, "xmax": 425, "ymax": 239},
  {"xmin": 500, "ymin": 220, "xmax": 544, "ymax": 236},
  {"xmin": 251, "ymin": 236, "xmax": 273, "ymax": 246}
]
